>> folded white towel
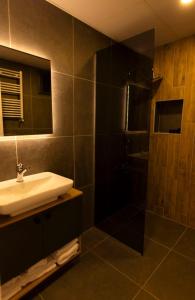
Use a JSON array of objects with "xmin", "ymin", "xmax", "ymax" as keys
[
  {"xmin": 57, "ymin": 248, "xmax": 79, "ymax": 266},
  {"xmin": 56, "ymin": 243, "xmax": 79, "ymax": 263},
  {"xmin": 54, "ymin": 238, "xmax": 79, "ymax": 258},
  {"xmin": 27, "ymin": 258, "xmax": 48, "ymax": 273},
  {"xmin": 1, "ymin": 276, "xmax": 21, "ymax": 300},
  {"xmin": 21, "ymin": 262, "xmax": 56, "ymax": 287}
]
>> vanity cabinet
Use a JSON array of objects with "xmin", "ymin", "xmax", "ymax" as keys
[
  {"xmin": 43, "ymin": 197, "xmax": 82, "ymax": 257},
  {"xmin": 0, "ymin": 189, "xmax": 83, "ymax": 284},
  {"xmin": 0, "ymin": 216, "xmax": 43, "ymax": 283}
]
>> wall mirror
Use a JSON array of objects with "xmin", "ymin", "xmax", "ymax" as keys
[{"xmin": 0, "ymin": 45, "xmax": 52, "ymax": 136}]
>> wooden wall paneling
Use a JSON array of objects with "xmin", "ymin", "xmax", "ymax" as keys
[
  {"xmin": 148, "ymin": 35, "xmax": 195, "ymax": 227},
  {"xmin": 173, "ymin": 39, "xmax": 188, "ymax": 87},
  {"xmin": 189, "ymin": 174, "xmax": 195, "ymax": 228}
]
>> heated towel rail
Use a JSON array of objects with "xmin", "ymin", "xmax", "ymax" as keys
[{"xmin": 0, "ymin": 67, "xmax": 24, "ymax": 120}]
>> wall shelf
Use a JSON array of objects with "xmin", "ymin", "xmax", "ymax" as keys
[{"xmin": 154, "ymin": 99, "xmax": 183, "ymax": 134}]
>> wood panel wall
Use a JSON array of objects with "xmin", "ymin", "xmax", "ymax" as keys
[{"xmin": 148, "ymin": 35, "xmax": 195, "ymax": 228}]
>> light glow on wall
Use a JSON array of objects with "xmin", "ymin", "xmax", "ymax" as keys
[{"xmin": 181, "ymin": 0, "xmax": 193, "ymax": 5}]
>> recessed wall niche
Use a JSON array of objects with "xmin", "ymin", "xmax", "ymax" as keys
[
  {"xmin": 0, "ymin": 45, "xmax": 52, "ymax": 136},
  {"xmin": 154, "ymin": 99, "xmax": 183, "ymax": 134}
]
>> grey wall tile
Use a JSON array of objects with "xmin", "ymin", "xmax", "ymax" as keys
[
  {"xmin": 0, "ymin": 140, "xmax": 17, "ymax": 181},
  {"xmin": 32, "ymin": 96, "xmax": 52, "ymax": 131},
  {"xmin": 74, "ymin": 78, "xmax": 94, "ymax": 135},
  {"xmin": 17, "ymin": 137, "xmax": 74, "ymax": 179},
  {"xmin": 9, "ymin": 0, "xmax": 73, "ymax": 74},
  {"xmin": 75, "ymin": 136, "xmax": 93, "ymax": 188},
  {"xmin": 74, "ymin": 19, "xmax": 110, "ymax": 80},
  {"xmin": 80, "ymin": 185, "xmax": 94, "ymax": 230},
  {"xmin": 52, "ymin": 72, "xmax": 73, "ymax": 136},
  {"xmin": 0, "ymin": 0, "xmax": 9, "ymax": 46}
]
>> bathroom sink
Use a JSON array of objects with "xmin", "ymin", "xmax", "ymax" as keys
[{"xmin": 0, "ymin": 172, "xmax": 73, "ymax": 216}]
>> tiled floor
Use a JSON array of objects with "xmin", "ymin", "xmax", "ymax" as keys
[{"xmin": 31, "ymin": 212, "xmax": 195, "ymax": 300}]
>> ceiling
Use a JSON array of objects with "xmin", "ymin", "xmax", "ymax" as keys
[{"xmin": 47, "ymin": 0, "xmax": 195, "ymax": 46}]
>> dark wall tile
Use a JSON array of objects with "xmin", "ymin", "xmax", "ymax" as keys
[
  {"xmin": 96, "ymin": 84, "xmax": 111, "ymax": 134},
  {"xmin": 96, "ymin": 46, "xmax": 112, "ymax": 85},
  {"xmin": 80, "ymin": 185, "xmax": 94, "ymax": 230},
  {"xmin": 96, "ymin": 84, "xmax": 126, "ymax": 134},
  {"xmin": 32, "ymin": 96, "xmax": 52, "ymax": 131},
  {"xmin": 0, "ymin": 140, "xmax": 17, "ymax": 181},
  {"xmin": 74, "ymin": 78, "xmax": 94, "ymax": 135},
  {"xmin": 109, "ymin": 87, "xmax": 126, "ymax": 133},
  {"xmin": 52, "ymin": 72, "xmax": 73, "ymax": 136},
  {"xmin": 17, "ymin": 137, "xmax": 74, "ymax": 179},
  {"xmin": 75, "ymin": 136, "xmax": 93, "ymax": 188},
  {"xmin": 0, "ymin": 0, "xmax": 9, "ymax": 46},
  {"xmin": 9, "ymin": 0, "xmax": 73, "ymax": 74},
  {"xmin": 74, "ymin": 19, "xmax": 110, "ymax": 80}
]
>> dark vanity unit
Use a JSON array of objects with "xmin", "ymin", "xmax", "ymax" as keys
[{"xmin": 0, "ymin": 189, "xmax": 83, "ymax": 289}]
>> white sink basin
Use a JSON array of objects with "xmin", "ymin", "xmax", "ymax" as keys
[{"xmin": 0, "ymin": 172, "xmax": 73, "ymax": 216}]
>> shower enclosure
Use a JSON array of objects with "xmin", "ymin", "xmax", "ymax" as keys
[{"xmin": 95, "ymin": 30, "xmax": 154, "ymax": 254}]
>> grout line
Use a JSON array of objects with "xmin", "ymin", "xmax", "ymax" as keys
[
  {"xmin": 92, "ymin": 54, "xmax": 96, "ymax": 219},
  {"xmin": 15, "ymin": 135, "xmax": 73, "ymax": 141},
  {"xmin": 172, "ymin": 249, "xmax": 195, "ymax": 262},
  {"xmin": 78, "ymin": 183, "xmax": 94, "ymax": 190},
  {"xmin": 146, "ymin": 209, "xmax": 190, "ymax": 229},
  {"xmin": 144, "ymin": 234, "xmax": 170, "ymax": 250},
  {"xmin": 72, "ymin": 17, "xmax": 76, "ymax": 185},
  {"xmin": 134, "ymin": 288, "xmax": 160, "ymax": 300},
  {"xmin": 14, "ymin": 134, "xmax": 93, "ymax": 141},
  {"xmin": 91, "ymin": 250, "xmax": 141, "ymax": 289},
  {"xmin": 142, "ymin": 289, "xmax": 160, "ymax": 300},
  {"xmin": 52, "ymin": 70, "xmax": 73, "ymax": 78},
  {"xmin": 39, "ymin": 293, "xmax": 45, "ymax": 300},
  {"xmin": 75, "ymin": 75, "xmax": 95, "ymax": 84},
  {"xmin": 7, "ymin": 0, "xmax": 11, "ymax": 47},
  {"xmin": 15, "ymin": 136, "xmax": 19, "ymax": 164},
  {"xmin": 52, "ymin": 70, "xmax": 95, "ymax": 84},
  {"xmin": 89, "ymin": 235, "xmax": 109, "ymax": 250},
  {"xmin": 132, "ymin": 227, "xmax": 188, "ymax": 300},
  {"xmin": 75, "ymin": 134, "xmax": 94, "ymax": 137}
]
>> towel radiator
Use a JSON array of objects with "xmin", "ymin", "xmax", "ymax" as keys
[{"xmin": 0, "ymin": 67, "xmax": 24, "ymax": 122}]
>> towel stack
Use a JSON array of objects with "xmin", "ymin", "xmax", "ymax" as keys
[
  {"xmin": 1, "ymin": 276, "xmax": 21, "ymax": 300},
  {"xmin": 1, "ymin": 238, "xmax": 80, "ymax": 300},
  {"xmin": 20, "ymin": 257, "xmax": 56, "ymax": 287},
  {"xmin": 52, "ymin": 238, "xmax": 80, "ymax": 265}
]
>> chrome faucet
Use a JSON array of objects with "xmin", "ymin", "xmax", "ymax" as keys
[{"xmin": 16, "ymin": 163, "xmax": 27, "ymax": 183}]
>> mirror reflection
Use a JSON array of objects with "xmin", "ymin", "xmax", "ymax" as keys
[{"xmin": 0, "ymin": 45, "xmax": 52, "ymax": 136}]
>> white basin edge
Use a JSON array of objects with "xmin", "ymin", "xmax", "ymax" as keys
[{"xmin": 0, "ymin": 172, "xmax": 73, "ymax": 216}]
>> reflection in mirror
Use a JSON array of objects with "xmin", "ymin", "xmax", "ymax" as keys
[
  {"xmin": 0, "ymin": 45, "xmax": 52, "ymax": 136},
  {"xmin": 126, "ymin": 83, "xmax": 151, "ymax": 132}
]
